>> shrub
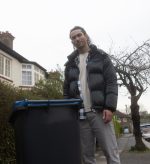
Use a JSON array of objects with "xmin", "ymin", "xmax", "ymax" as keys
[
  {"xmin": 0, "ymin": 81, "xmax": 17, "ymax": 163},
  {"xmin": 0, "ymin": 81, "xmax": 47, "ymax": 163},
  {"xmin": 0, "ymin": 76, "xmax": 64, "ymax": 163}
]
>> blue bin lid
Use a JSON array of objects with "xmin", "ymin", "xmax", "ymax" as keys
[{"xmin": 13, "ymin": 99, "xmax": 82, "ymax": 111}]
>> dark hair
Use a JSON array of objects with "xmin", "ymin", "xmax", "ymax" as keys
[{"xmin": 69, "ymin": 26, "xmax": 91, "ymax": 45}]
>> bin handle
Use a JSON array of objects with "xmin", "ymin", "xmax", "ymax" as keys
[{"xmin": 13, "ymin": 99, "xmax": 82, "ymax": 111}]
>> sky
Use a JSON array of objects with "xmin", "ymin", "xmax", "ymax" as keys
[{"xmin": 1, "ymin": 0, "xmax": 150, "ymax": 113}]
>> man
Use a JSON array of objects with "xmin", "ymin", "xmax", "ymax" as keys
[{"xmin": 63, "ymin": 26, "xmax": 120, "ymax": 164}]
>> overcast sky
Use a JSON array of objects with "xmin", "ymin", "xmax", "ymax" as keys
[{"xmin": 1, "ymin": 0, "xmax": 150, "ymax": 113}]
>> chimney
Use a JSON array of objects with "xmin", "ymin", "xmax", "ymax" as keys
[{"xmin": 0, "ymin": 31, "xmax": 15, "ymax": 49}]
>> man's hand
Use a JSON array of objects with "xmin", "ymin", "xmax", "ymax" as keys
[{"xmin": 103, "ymin": 109, "xmax": 113, "ymax": 124}]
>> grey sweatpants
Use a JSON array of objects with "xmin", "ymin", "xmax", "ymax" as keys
[{"xmin": 80, "ymin": 112, "xmax": 121, "ymax": 164}]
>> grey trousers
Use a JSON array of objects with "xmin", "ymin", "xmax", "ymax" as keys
[{"xmin": 79, "ymin": 112, "xmax": 121, "ymax": 164}]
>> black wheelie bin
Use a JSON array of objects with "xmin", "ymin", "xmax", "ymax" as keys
[{"xmin": 9, "ymin": 99, "xmax": 82, "ymax": 164}]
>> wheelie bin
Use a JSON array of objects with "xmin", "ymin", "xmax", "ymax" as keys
[{"xmin": 9, "ymin": 99, "xmax": 82, "ymax": 164}]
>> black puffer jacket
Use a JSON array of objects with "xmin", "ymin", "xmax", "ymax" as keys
[{"xmin": 63, "ymin": 44, "xmax": 118, "ymax": 112}]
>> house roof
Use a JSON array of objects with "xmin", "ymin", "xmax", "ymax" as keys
[
  {"xmin": 24, "ymin": 61, "xmax": 47, "ymax": 72},
  {"xmin": 0, "ymin": 41, "xmax": 47, "ymax": 72}
]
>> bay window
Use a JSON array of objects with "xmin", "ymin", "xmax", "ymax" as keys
[{"xmin": 22, "ymin": 64, "xmax": 32, "ymax": 85}]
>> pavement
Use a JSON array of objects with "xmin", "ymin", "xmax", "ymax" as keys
[{"xmin": 95, "ymin": 133, "xmax": 150, "ymax": 164}]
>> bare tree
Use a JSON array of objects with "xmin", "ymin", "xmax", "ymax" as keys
[{"xmin": 111, "ymin": 40, "xmax": 150, "ymax": 150}]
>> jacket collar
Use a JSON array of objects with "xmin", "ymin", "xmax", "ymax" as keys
[
  {"xmin": 64, "ymin": 44, "xmax": 99, "ymax": 66},
  {"xmin": 69, "ymin": 44, "xmax": 98, "ymax": 59}
]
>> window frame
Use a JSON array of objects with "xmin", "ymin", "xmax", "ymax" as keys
[
  {"xmin": 22, "ymin": 64, "xmax": 32, "ymax": 86},
  {"xmin": 0, "ymin": 53, "xmax": 11, "ymax": 78}
]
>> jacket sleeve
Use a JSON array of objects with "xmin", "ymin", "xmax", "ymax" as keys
[{"xmin": 103, "ymin": 55, "xmax": 118, "ymax": 112}]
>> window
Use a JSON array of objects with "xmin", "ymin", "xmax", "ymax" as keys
[
  {"xmin": 34, "ymin": 65, "xmax": 39, "ymax": 72},
  {"xmin": 22, "ymin": 64, "xmax": 45, "ymax": 86},
  {"xmin": 0, "ymin": 54, "xmax": 11, "ymax": 78},
  {"xmin": 5, "ymin": 59, "xmax": 11, "ymax": 77},
  {"xmin": 22, "ymin": 64, "xmax": 32, "ymax": 85},
  {"xmin": 40, "ymin": 69, "xmax": 44, "ymax": 75},
  {"xmin": 22, "ymin": 71, "xmax": 32, "ymax": 85},
  {"xmin": 34, "ymin": 72, "xmax": 39, "ymax": 83},
  {"xmin": 0, "ymin": 55, "xmax": 4, "ymax": 75},
  {"xmin": 34, "ymin": 66, "xmax": 45, "ymax": 83},
  {"xmin": 22, "ymin": 64, "xmax": 31, "ymax": 69}
]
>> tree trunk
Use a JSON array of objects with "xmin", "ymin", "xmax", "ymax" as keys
[{"xmin": 130, "ymin": 96, "xmax": 146, "ymax": 151}]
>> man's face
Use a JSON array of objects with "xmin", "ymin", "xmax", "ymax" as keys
[{"xmin": 70, "ymin": 29, "xmax": 88, "ymax": 49}]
